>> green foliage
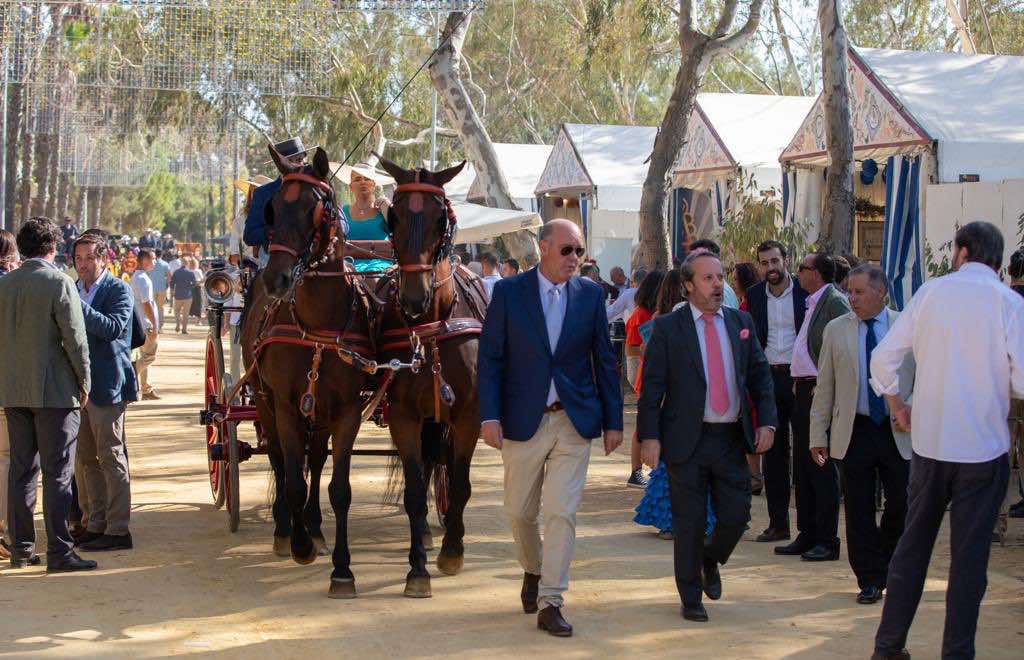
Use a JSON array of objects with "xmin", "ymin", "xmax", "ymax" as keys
[{"xmin": 716, "ymin": 175, "xmax": 815, "ymax": 269}]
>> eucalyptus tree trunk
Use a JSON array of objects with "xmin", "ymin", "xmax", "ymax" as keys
[
  {"xmin": 44, "ymin": 132, "xmax": 60, "ymax": 219},
  {"xmin": 32, "ymin": 134, "xmax": 50, "ymax": 218},
  {"xmin": 818, "ymin": 0, "xmax": 854, "ymax": 253},
  {"xmin": 18, "ymin": 100, "xmax": 35, "ymax": 222},
  {"xmin": 3, "ymin": 84, "xmax": 22, "ymax": 225},
  {"xmin": 634, "ymin": 0, "xmax": 765, "ymax": 270},
  {"xmin": 428, "ymin": 11, "xmax": 539, "ymax": 266}
]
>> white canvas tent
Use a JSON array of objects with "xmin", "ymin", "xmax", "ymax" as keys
[
  {"xmin": 451, "ymin": 201, "xmax": 543, "ymax": 244},
  {"xmin": 534, "ymin": 123, "xmax": 657, "ymax": 275},
  {"xmin": 780, "ymin": 47, "xmax": 1024, "ymax": 307},
  {"xmin": 670, "ymin": 93, "xmax": 815, "ymax": 252},
  {"xmin": 444, "ymin": 143, "xmax": 552, "ymax": 212}
]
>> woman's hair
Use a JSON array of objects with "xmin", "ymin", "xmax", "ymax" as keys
[
  {"xmin": 0, "ymin": 229, "xmax": 16, "ymax": 270},
  {"xmin": 654, "ymin": 269, "xmax": 686, "ymax": 315},
  {"xmin": 633, "ymin": 270, "xmax": 665, "ymax": 313},
  {"xmin": 1009, "ymin": 248, "xmax": 1024, "ymax": 280},
  {"xmin": 733, "ymin": 261, "xmax": 761, "ymax": 296}
]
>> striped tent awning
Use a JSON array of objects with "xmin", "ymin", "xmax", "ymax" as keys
[{"xmin": 881, "ymin": 155, "xmax": 925, "ymax": 309}]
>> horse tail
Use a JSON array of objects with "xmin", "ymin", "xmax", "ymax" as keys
[{"xmin": 380, "ymin": 420, "xmax": 449, "ymax": 507}]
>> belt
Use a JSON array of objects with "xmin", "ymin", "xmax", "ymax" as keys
[
  {"xmin": 770, "ymin": 364, "xmax": 792, "ymax": 373},
  {"xmin": 793, "ymin": 376, "xmax": 817, "ymax": 384},
  {"xmin": 544, "ymin": 401, "xmax": 564, "ymax": 414}
]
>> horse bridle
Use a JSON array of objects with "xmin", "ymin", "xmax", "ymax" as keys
[{"xmin": 267, "ymin": 172, "xmax": 342, "ymax": 273}]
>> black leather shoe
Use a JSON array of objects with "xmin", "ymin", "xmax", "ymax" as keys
[
  {"xmin": 10, "ymin": 554, "xmax": 41, "ymax": 569},
  {"xmin": 681, "ymin": 602, "xmax": 708, "ymax": 622},
  {"xmin": 80, "ymin": 533, "xmax": 133, "ymax": 552},
  {"xmin": 857, "ymin": 586, "xmax": 884, "ymax": 604},
  {"xmin": 755, "ymin": 527, "xmax": 791, "ymax": 542},
  {"xmin": 702, "ymin": 558, "xmax": 722, "ymax": 601},
  {"xmin": 537, "ymin": 606, "xmax": 572, "ymax": 637},
  {"xmin": 801, "ymin": 543, "xmax": 840, "ymax": 561},
  {"xmin": 774, "ymin": 535, "xmax": 814, "ymax": 555},
  {"xmin": 47, "ymin": 552, "xmax": 98, "ymax": 573},
  {"xmin": 870, "ymin": 649, "xmax": 910, "ymax": 659},
  {"xmin": 521, "ymin": 572, "xmax": 540, "ymax": 614},
  {"xmin": 74, "ymin": 530, "xmax": 104, "ymax": 546}
]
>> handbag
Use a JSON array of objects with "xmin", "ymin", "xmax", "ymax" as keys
[{"xmin": 130, "ymin": 300, "xmax": 147, "ymax": 349}]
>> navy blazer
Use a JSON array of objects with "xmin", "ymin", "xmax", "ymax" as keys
[
  {"xmin": 243, "ymin": 177, "xmax": 282, "ymax": 251},
  {"xmin": 744, "ymin": 275, "xmax": 809, "ymax": 354},
  {"xmin": 477, "ymin": 268, "xmax": 623, "ymax": 441},
  {"xmin": 79, "ymin": 273, "xmax": 138, "ymax": 406}
]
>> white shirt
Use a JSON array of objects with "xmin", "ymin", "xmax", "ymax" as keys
[
  {"xmin": 791, "ymin": 284, "xmax": 829, "ymax": 378},
  {"xmin": 131, "ymin": 270, "xmax": 155, "ymax": 330},
  {"xmin": 690, "ymin": 304, "xmax": 740, "ymax": 423},
  {"xmin": 871, "ymin": 263, "xmax": 1024, "ymax": 462},
  {"xmin": 168, "ymin": 258, "xmax": 182, "ymax": 274},
  {"xmin": 481, "ymin": 273, "xmax": 502, "ymax": 298},
  {"xmin": 765, "ymin": 279, "xmax": 797, "ymax": 365},
  {"xmin": 77, "ymin": 270, "xmax": 109, "ymax": 307},
  {"xmin": 538, "ymin": 268, "xmax": 568, "ymax": 406},
  {"xmin": 857, "ymin": 309, "xmax": 889, "ymax": 416},
  {"xmin": 606, "ymin": 287, "xmax": 637, "ymax": 322}
]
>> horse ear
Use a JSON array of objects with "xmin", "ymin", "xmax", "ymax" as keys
[
  {"xmin": 377, "ymin": 156, "xmax": 410, "ymax": 184},
  {"xmin": 311, "ymin": 147, "xmax": 331, "ymax": 180},
  {"xmin": 432, "ymin": 161, "xmax": 466, "ymax": 188},
  {"xmin": 268, "ymin": 144, "xmax": 297, "ymax": 176}
]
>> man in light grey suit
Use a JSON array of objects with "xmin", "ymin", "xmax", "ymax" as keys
[
  {"xmin": 810, "ymin": 264, "xmax": 912, "ymax": 605},
  {"xmin": 0, "ymin": 218, "xmax": 96, "ymax": 572}
]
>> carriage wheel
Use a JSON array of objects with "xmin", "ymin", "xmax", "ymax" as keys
[
  {"xmin": 432, "ymin": 463, "xmax": 449, "ymax": 529},
  {"xmin": 221, "ymin": 373, "xmax": 241, "ymax": 533},
  {"xmin": 205, "ymin": 336, "xmax": 226, "ymax": 508}
]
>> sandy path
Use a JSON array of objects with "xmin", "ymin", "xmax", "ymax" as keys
[{"xmin": 2, "ymin": 330, "xmax": 1022, "ymax": 659}]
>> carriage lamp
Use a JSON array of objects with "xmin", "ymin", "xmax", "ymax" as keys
[{"xmin": 204, "ymin": 271, "xmax": 235, "ymax": 304}]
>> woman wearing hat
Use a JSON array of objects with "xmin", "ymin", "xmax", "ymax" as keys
[{"xmin": 340, "ymin": 163, "xmax": 395, "ymax": 273}]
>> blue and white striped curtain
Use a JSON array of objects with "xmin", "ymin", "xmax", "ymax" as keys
[
  {"xmin": 781, "ymin": 169, "xmax": 798, "ymax": 225},
  {"xmin": 881, "ymin": 155, "xmax": 924, "ymax": 310}
]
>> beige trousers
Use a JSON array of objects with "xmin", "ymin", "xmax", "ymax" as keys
[
  {"xmin": 502, "ymin": 410, "xmax": 591, "ymax": 610},
  {"xmin": 135, "ymin": 332, "xmax": 159, "ymax": 395},
  {"xmin": 153, "ymin": 291, "xmax": 167, "ymax": 331},
  {"xmin": 172, "ymin": 298, "xmax": 191, "ymax": 332}
]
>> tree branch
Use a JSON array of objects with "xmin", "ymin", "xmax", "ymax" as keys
[
  {"xmin": 710, "ymin": 0, "xmax": 766, "ymax": 55},
  {"xmin": 712, "ymin": 0, "xmax": 740, "ymax": 39}
]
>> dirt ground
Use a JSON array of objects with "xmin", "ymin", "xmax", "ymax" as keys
[{"xmin": 2, "ymin": 330, "xmax": 1022, "ymax": 659}]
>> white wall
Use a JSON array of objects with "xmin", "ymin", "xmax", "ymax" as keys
[
  {"xmin": 589, "ymin": 208, "xmax": 638, "ymax": 275},
  {"xmin": 925, "ymin": 179, "xmax": 1024, "ymax": 274}
]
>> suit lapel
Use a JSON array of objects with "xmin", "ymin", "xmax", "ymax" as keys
[
  {"xmin": 845, "ymin": 314, "xmax": 860, "ymax": 384},
  {"xmin": 553, "ymin": 277, "xmax": 580, "ymax": 357},
  {"xmin": 90, "ymin": 275, "xmax": 111, "ymax": 310},
  {"xmin": 524, "ymin": 268, "xmax": 552, "ymax": 356},
  {"xmin": 677, "ymin": 305, "xmax": 705, "ymax": 383},
  {"xmin": 723, "ymin": 308, "xmax": 744, "ymax": 385}
]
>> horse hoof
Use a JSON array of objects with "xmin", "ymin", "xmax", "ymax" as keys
[
  {"xmin": 422, "ymin": 531, "xmax": 435, "ymax": 552},
  {"xmin": 436, "ymin": 553, "xmax": 463, "ymax": 576},
  {"xmin": 273, "ymin": 535, "xmax": 291, "ymax": 557},
  {"xmin": 328, "ymin": 578, "xmax": 357, "ymax": 599},
  {"xmin": 292, "ymin": 541, "xmax": 317, "ymax": 565},
  {"xmin": 313, "ymin": 536, "xmax": 330, "ymax": 556},
  {"xmin": 404, "ymin": 575, "xmax": 432, "ymax": 598}
]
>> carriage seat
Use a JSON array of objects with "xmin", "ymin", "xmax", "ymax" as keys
[{"xmin": 345, "ymin": 240, "xmax": 395, "ymax": 263}]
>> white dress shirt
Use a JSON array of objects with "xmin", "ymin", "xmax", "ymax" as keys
[
  {"xmin": 791, "ymin": 284, "xmax": 829, "ymax": 378},
  {"xmin": 857, "ymin": 309, "xmax": 889, "ymax": 416},
  {"xmin": 871, "ymin": 262, "xmax": 1024, "ymax": 462},
  {"xmin": 606, "ymin": 286, "xmax": 637, "ymax": 322},
  {"xmin": 77, "ymin": 270, "xmax": 109, "ymax": 307},
  {"xmin": 538, "ymin": 269, "xmax": 568, "ymax": 406},
  {"xmin": 765, "ymin": 279, "xmax": 796, "ymax": 365},
  {"xmin": 481, "ymin": 273, "xmax": 502, "ymax": 298},
  {"xmin": 690, "ymin": 304, "xmax": 740, "ymax": 423}
]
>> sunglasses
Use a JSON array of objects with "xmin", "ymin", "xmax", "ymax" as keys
[
  {"xmin": 797, "ymin": 264, "xmax": 817, "ymax": 272},
  {"xmin": 559, "ymin": 245, "xmax": 586, "ymax": 258}
]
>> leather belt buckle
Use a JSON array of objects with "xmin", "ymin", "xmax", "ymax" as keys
[{"xmin": 543, "ymin": 401, "xmax": 564, "ymax": 414}]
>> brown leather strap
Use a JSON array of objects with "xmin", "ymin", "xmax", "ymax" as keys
[{"xmin": 345, "ymin": 240, "xmax": 395, "ymax": 261}]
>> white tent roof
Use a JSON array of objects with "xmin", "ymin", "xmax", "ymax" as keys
[
  {"xmin": 452, "ymin": 201, "xmax": 542, "ymax": 244},
  {"xmin": 443, "ymin": 143, "xmax": 552, "ymax": 203},
  {"xmin": 856, "ymin": 48, "xmax": 1024, "ymax": 182},
  {"xmin": 697, "ymin": 93, "xmax": 816, "ymax": 172},
  {"xmin": 564, "ymin": 123, "xmax": 657, "ymax": 188}
]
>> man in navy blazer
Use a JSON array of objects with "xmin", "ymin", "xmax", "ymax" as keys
[
  {"xmin": 242, "ymin": 137, "xmax": 310, "ymax": 255},
  {"xmin": 478, "ymin": 219, "xmax": 623, "ymax": 637},
  {"xmin": 72, "ymin": 234, "xmax": 138, "ymax": 552}
]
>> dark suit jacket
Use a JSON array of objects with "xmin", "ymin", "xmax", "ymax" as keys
[
  {"xmin": 807, "ymin": 284, "xmax": 851, "ymax": 366},
  {"xmin": 745, "ymin": 276, "xmax": 808, "ymax": 353},
  {"xmin": 243, "ymin": 177, "xmax": 282, "ymax": 251},
  {"xmin": 477, "ymin": 267, "xmax": 624, "ymax": 441},
  {"xmin": 80, "ymin": 273, "xmax": 138, "ymax": 406},
  {"xmin": 637, "ymin": 304, "xmax": 777, "ymax": 463}
]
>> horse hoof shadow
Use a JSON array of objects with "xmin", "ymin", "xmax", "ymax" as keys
[
  {"xmin": 328, "ymin": 578, "xmax": 357, "ymax": 599},
  {"xmin": 436, "ymin": 553, "xmax": 463, "ymax": 576},
  {"xmin": 273, "ymin": 535, "xmax": 291, "ymax": 557},
  {"xmin": 403, "ymin": 575, "xmax": 432, "ymax": 598}
]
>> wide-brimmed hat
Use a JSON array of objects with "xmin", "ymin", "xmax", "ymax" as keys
[
  {"xmin": 274, "ymin": 137, "xmax": 311, "ymax": 158},
  {"xmin": 332, "ymin": 162, "xmax": 396, "ymax": 187},
  {"xmin": 233, "ymin": 174, "xmax": 274, "ymax": 195}
]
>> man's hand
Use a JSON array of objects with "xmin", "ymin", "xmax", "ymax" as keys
[
  {"xmin": 754, "ymin": 426, "xmax": 775, "ymax": 454},
  {"xmin": 640, "ymin": 439, "xmax": 661, "ymax": 469},
  {"xmin": 603, "ymin": 430, "xmax": 623, "ymax": 456},
  {"xmin": 374, "ymin": 197, "xmax": 392, "ymax": 212},
  {"xmin": 892, "ymin": 405, "xmax": 912, "ymax": 433},
  {"xmin": 810, "ymin": 445, "xmax": 829, "ymax": 466},
  {"xmin": 482, "ymin": 421, "xmax": 503, "ymax": 450}
]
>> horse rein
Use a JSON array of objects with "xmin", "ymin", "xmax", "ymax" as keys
[{"xmin": 267, "ymin": 172, "xmax": 341, "ymax": 268}]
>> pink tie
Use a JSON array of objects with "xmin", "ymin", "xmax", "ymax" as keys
[{"xmin": 701, "ymin": 313, "xmax": 730, "ymax": 416}]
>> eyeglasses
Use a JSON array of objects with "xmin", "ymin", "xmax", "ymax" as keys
[
  {"xmin": 797, "ymin": 264, "xmax": 817, "ymax": 272},
  {"xmin": 559, "ymin": 245, "xmax": 586, "ymax": 258}
]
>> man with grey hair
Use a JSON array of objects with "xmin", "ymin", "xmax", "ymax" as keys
[
  {"xmin": 605, "ymin": 267, "xmax": 646, "ymax": 323},
  {"xmin": 809, "ymin": 263, "xmax": 913, "ymax": 606}
]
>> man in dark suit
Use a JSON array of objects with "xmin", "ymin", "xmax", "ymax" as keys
[
  {"xmin": 72, "ymin": 234, "xmax": 139, "ymax": 552},
  {"xmin": 745, "ymin": 240, "xmax": 809, "ymax": 542},
  {"xmin": 638, "ymin": 251, "xmax": 777, "ymax": 622},
  {"xmin": 478, "ymin": 219, "xmax": 623, "ymax": 637},
  {"xmin": 242, "ymin": 137, "xmax": 310, "ymax": 255}
]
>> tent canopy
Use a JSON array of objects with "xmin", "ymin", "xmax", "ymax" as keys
[
  {"xmin": 445, "ymin": 143, "xmax": 552, "ymax": 204},
  {"xmin": 781, "ymin": 47, "xmax": 1024, "ymax": 182},
  {"xmin": 451, "ymin": 201, "xmax": 542, "ymax": 244},
  {"xmin": 535, "ymin": 123, "xmax": 657, "ymax": 196}
]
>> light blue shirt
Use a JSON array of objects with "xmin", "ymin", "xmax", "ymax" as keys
[
  {"xmin": 538, "ymin": 269, "xmax": 568, "ymax": 406},
  {"xmin": 723, "ymin": 281, "xmax": 739, "ymax": 309},
  {"xmin": 77, "ymin": 269, "xmax": 109, "ymax": 307},
  {"xmin": 858, "ymin": 309, "xmax": 889, "ymax": 416},
  {"xmin": 150, "ymin": 258, "xmax": 170, "ymax": 294},
  {"xmin": 689, "ymin": 303, "xmax": 740, "ymax": 422}
]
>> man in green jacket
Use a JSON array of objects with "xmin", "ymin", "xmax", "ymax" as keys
[{"xmin": 0, "ymin": 218, "xmax": 96, "ymax": 572}]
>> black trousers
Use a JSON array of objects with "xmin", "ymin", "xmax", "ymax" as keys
[
  {"xmin": 875, "ymin": 452, "xmax": 1009, "ymax": 660},
  {"xmin": 791, "ymin": 379, "xmax": 840, "ymax": 546},
  {"xmin": 666, "ymin": 422, "xmax": 751, "ymax": 605},
  {"xmin": 5, "ymin": 406, "xmax": 80, "ymax": 563},
  {"xmin": 763, "ymin": 366, "xmax": 794, "ymax": 530},
  {"xmin": 838, "ymin": 415, "xmax": 909, "ymax": 589}
]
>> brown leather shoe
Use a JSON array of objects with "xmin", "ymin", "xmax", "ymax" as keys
[
  {"xmin": 521, "ymin": 572, "xmax": 541, "ymax": 613},
  {"xmin": 537, "ymin": 606, "xmax": 572, "ymax": 637},
  {"xmin": 870, "ymin": 650, "xmax": 910, "ymax": 660},
  {"xmin": 755, "ymin": 527, "xmax": 791, "ymax": 542}
]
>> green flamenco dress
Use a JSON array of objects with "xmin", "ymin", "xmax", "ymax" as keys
[{"xmin": 343, "ymin": 204, "xmax": 393, "ymax": 273}]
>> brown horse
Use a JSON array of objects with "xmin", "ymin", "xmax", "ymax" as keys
[
  {"xmin": 241, "ymin": 146, "xmax": 374, "ymax": 598},
  {"xmin": 375, "ymin": 158, "xmax": 487, "ymax": 597}
]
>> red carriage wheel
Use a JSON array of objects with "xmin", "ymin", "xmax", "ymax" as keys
[
  {"xmin": 432, "ymin": 462, "xmax": 449, "ymax": 529},
  {"xmin": 220, "ymin": 373, "xmax": 241, "ymax": 533},
  {"xmin": 205, "ymin": 336, "xmax": 226, "ymax": 509}
]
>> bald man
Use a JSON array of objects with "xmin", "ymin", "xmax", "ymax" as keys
[{"xmin": 478, "ymin": 219, "xmax": 624, "ymax": 637}]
